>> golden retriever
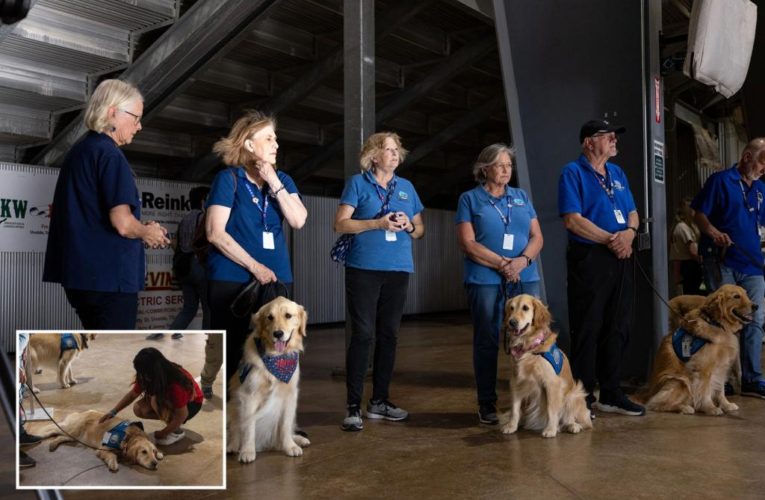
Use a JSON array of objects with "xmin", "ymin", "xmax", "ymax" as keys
[
  {"xmin": 668, "ymin": 294, "xmax": 705, "ymax": 330},
  {"xmin": 28, "ymin": 333, "xmax": 95, "ymax": 392},
  {"xmin": 227, "ymin": 296, "xmax": 310, "ymax": 463},
  {"xmin": 639, "ymin": 284, "xmax": 754, "ymax": 415},
  {"xmin": 35, "ymin": 410, "xmax": 163, "ymax": 471},
  {"xmin": 500, "ymin": 294, "xmax": 592, "ymax": 438}
]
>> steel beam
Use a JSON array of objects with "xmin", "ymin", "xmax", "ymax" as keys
[{"xmin": 33, "ymin": 0, "xmax": 282, "ymax": 166}]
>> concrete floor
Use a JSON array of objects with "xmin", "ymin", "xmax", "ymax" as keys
[
  {"xmin": 18, "ymin": 332, "xmax": 223, "ymax": 489},
  {"xmin": 9, "ymin": 315, "xmax": 765, "ymax": 498}
]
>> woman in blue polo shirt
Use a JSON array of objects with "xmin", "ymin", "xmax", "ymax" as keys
[
  {"xmin": 43, "ymin": 79, "xmax": 170, "ymax": 329},
  {"xmin": 206, "ymin": 110, "xmax": 307, "ymax": 380},
  {"xmin": 456, "ymin": 143, "xmax": 543, "ymax": 426},
  {"xmin": 335, "ymin": 132, "xmax": 424, "ymax": 432}
]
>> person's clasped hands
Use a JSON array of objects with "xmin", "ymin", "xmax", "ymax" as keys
[{"xmin": 143, "ymin": 220, "xmax": 170, "ymax": 249}]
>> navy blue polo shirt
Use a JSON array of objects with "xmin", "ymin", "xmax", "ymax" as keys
[
  {"xmin": 206, "ymin": 167, "xmax": 299, "ymax": 283},
  {"xmin": 455, "ymin": 185, "xmax": 540, "ymax": 285},
  {"xmin": 340, "ymin": 171, "xmax": 424, "ymax": 273},
  {"xmin": 692, "ymin": 165, "xmax": 765, "ymax": 276},
  {"xmin": 558, "ymin": 154, "xmax": 637, "ymax": 243},
  {"xmin": 42, "ymin": 132, "xmax": 144, "ymax": 293}
]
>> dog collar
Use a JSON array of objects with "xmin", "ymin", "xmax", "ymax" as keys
[
  {"xmin": 672, "ymin": 327, "xmax": 708, "ymax": 362},
  {"xmin": 249, "ymin": 340, "xmax": 300, "ymax": 384},
  {"xmin": 60, "ymin": 333, "xmax": 77, "ymax": 353},
  {"xmin": 101, "ymin": 420, "xmax": 131, "ymax": 451},
  {"xmin": 536, "ymin": 342, "xmax": 564, "ymax": 375}
]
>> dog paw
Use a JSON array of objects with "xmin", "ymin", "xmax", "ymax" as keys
[
  {"xmin": 680, "ymin": 405, "xmax": 695, "ymax": 415},
  {"xmin": 35, "ymin": 368, "xmax": 42, "ymax": 374},
  {"xmin": 293, "ymin": 435, "xmax": 311, "ymax": 448},
  {"xmin": 721, "ymin": 402, "xmax": 739, "ymax": 412},
  {"xmin": 61, "ymin": 383, "xmax": 70, "ymax": 389},
  {"xmin": 500, "ymin": 423, "xmax": 518, "ymax": 435},
  {"xmin": 565, "ymin": 423, "xmax": 582, "ymax": 434},
  {"xmin": 32, "ymin": 387, "xmax": 40, "ymax": 394},
  {"xmin": 239, "ymin": 450, "xmax": 256, "ymax": 463},
  {"xmin": 69, "ymin": 378, "xmax": 78, "ymax": 385},
  {"xmin": 542, "ymin": 428, "xmax": 558, "ymax": 438},
  {"xmin": 284, "ymin": 444, "xmax": 303, "ymax": 457},
  {"xmin": 702, "ymin": 406, "xmax": 724, "ymax": 416},
  {"xmin": 226, "ymin": 442, "xmax": 240, "ymax": 454}
]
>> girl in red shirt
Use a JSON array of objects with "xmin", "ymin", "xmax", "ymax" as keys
[{"xmin": 100, "ymin": 347, "xmax": 203, "ymax": 445}]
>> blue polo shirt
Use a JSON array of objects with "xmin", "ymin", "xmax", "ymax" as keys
[
  {"xmin": 206, "ymin": 167, "xmax": 299, "ymax": 283},
  {"xmin": 558, "ymin": 154, "xmax": 637, "ymax": 243},
  {"xmin": 692, "ymin": 164, "xmax": 765, "ymax": 276},
  {"xmin": 42, "ymin": 132, "xmax": 144, "ymax": 293},
  {"xmin": 340, "ymin": 171, "xmax": 424, "ymax": 273},
  {"xmin": 456, "ymin": 185, "xmax": 540, "ymax": 285}
]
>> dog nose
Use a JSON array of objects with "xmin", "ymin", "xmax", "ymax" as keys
[
  {"xmin": 753, "ymin": 304, "xmax": 759, "ymax": 311},
  {"xmin": 509, "ymin": 318, "xmax": 519, "ymax": 329},
  {"xmin": 273, "ymin": 330, "xmax": 284, "ymax": 339}
]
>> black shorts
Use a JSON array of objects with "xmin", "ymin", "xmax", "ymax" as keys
[{"xmin": 185, "ymin": 401, "xmax": 202, "ymax": 422}]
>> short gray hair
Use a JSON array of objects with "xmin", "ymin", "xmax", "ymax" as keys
[
  {"xmin": 472, "ymin": 143, "xmax": 515, "ymax": 183},
  {"xmin": 84, "ymin": 79, "xmax": 143, "ymax": 133}
]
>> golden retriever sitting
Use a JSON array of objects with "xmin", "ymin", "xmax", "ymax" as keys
[
  {"xmin": 36, "ymin": 410, "xmax": 163, "ymax": 472},
  {"xmin": 28, "ymin": 333, "xmax": 95, "ymax": 392},
  {"xmin": 227, "ymin": 296, "xmax": 310, "ymax": 463},
  {"xmin": 639, "ymin": 284, "xmax": 754, "ymax": 415},
  {"xmin": 501, "ymin": 295, "xmax": 592, "ymax": 438}
]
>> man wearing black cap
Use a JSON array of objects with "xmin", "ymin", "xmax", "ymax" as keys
[{"xmin": 557, "ymin": 119, "xmax": 645, "ymax": 416}]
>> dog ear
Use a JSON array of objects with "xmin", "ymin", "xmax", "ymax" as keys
[
  {"xmin": 703, "ymin": 291, "xmax": 725, "ymax": 325},
  {"xmin": 298, "ymin": 306, "xmax": 308, "ymax": 337},
  {"xmin": 531, "ymin": 297, "xmax": 551, "ymax": 330}
]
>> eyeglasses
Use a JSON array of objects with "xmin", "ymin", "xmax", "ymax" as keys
[
  {"xmin": 120, "ymin": 109, "xmax": 142, "ymax": 125},
  {"xmin": 590, "ymin": 132, "xmax": 616, "ymax": 141}
]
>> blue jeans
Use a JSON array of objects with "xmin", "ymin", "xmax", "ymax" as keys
[
  {"xmin": 720, "ymin": 265, "xmax": 765, "ymax": 384},
  {"xmin": 466, "ymin": 281, "xmax": 541, "ymax": 404}
]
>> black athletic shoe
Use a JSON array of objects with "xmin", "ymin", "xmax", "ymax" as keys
[
  {"xmin": 478, "ymin": 402, "xmax": 499, "ymax": 425},
  {"xmin": 594, "ymin": 393, "xmax": 645, "ymax": 416},
  {"xmin": 19, "ymin": 451, "xmax": 35, "ymax": 469},
  {"xmin": 19, "ymin": 430, "xmax": 42, "ymax": 446},
  {"xmin": 585, "ymin": 393, "xmax": 597, "ymax": 420}
]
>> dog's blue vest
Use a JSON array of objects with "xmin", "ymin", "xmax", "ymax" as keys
[
  {"xmin": 537, "ymin": 343, "xmax": 564, "ymax": 376},
  {"xmin": 672, "ymin": 327, "xmax": 708, "ymax": 362},
  {"xmin": 101, "ymin": 420, "xmax": 131, "ymax": 450},
  {"xmin": 60, "ymin": 333, "xmax": 77, "ymax": 352},
  {"xmin": 239, "ymin": 340, "xmax": 299, "ymax": 384}
]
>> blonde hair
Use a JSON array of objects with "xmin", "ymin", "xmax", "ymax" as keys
[
  {"xmin": 84, "ymin": 79, "xmax": 143, "ymax": 133},
  {"xmin": 359, "ymin": 132, "xmax": 408, "ymax": 172},
  {"xmin": 213, "ymin": 110, "xmax": 276, "ymax": 167},
  {"xmin": 472, "ymin": 143, "xmax": 515, "ymax": 183}
]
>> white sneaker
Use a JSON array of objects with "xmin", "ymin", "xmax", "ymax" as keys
[{"xmin": 155, "ymin": 431, "xmax": 185, "ymax": 445}]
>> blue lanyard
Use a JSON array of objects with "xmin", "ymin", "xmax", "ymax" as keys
[
  {"xmin": 368, "ymin": 171, "xmax": 397, "ymax": 214},
  {"xmin": 243, "ymin": 180, "xmax": 270, "ymax": 231},
  {"xmin": 589, "ymin": 164, "xmax": 615, "ymax": 203},
  {"xmin": 739, "ymin": 180, "xmax": 761, "ymax": 213},
  {"xmin": 487, "ymin": 194, "xmax": 511, "ymax": 229}
]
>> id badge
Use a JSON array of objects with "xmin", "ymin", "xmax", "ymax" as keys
[
  {"xmin": 385, "ymin": 230, "xmax": 397, "ymax": 242},
  {"xmin": 503, "ymin": 233, "xmax": 514, "ymax": 250},
  {"xmin": 263, "ymin": 231, "xmax": 275, "ymax": 250},
  {"xmin": 614, "ymin": 209, "xmax": 626, "ymax": 224}
]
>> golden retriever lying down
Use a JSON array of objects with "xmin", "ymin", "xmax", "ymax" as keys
[
  {"xmin": 638, "ymin": 284, "xmax": 754, "ymax": 415},
  {"xmin": 36, "ymin": 410, "xmax": 163, "ymax": 471},
  {"xmin": 501, "ymin": 294, "xmax": 592, "ymax": 438},
  {"xmin": 28, "ymin": 333, "xmax": 95, "ymax": 392},
  {"xmin": 227, "ymin": 296, "xmax": 310, "ymax": 463}
]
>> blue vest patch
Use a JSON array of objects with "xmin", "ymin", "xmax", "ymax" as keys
[
  {"xmin": 538, "ymin": 343, "xmax": 565, "ymax": 375},
  {"xmin": 60, "ymin": 333, "xmax": 77, "ymax": 352},
  {"xmin": 101, "ymin": 420, "xmax": 131, "ymax": 450},
  {"xmin": 672, "ymin": 327, "xmax": 708, "ymax": 362}
]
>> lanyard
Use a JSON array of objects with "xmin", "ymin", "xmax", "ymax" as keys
[
  {"xmin": 369, "ymin": 172, "xmax": 397, "ymax": 214},
  {"xmin": 487, "ymin": 194, "xmax": 511, "ymax": 229},
  {"xmin": 243, "ymin": 180, "xmax": 270, "ymax": 231},
  {"xmin": 589, "ymin": 164, "xmax": 615, "ymax": 203},
  {"xmin": 739, "ymin": 180, "xmax": 761, "ymax": 214}
]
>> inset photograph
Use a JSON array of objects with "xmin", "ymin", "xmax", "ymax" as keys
[{"xmin": 16, "ymin": 331, "xmax": 224, "ymax": 489}]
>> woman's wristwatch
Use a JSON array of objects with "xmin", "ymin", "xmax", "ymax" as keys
[
  {"xmin": 406, "ymin": 222, "xmax": 415, "ymax": 234},
  {"xmin": 521, "ymin": 254, "xmax": 532, "ymax": 267}
]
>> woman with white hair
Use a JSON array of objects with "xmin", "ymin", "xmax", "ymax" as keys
[
  {"xmin": 456, "ymin": 143, "xmax": 543, "ymax": 426},
  {"xmin": 43, "ymin": 79, "xmax": 169, "ymax": 329}
]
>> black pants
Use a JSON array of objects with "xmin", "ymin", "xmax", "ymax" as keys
[
  {"xmin": 345, "ymin": 267, "xmax": 410, "ymax": 407},
  {"xmin": 566, "ymin": 242, "xmax": 634, "ymax": 400},
  {"xmin": 64, "ymin": 289, "xmax": 137, "ymax": 329},
  {"xmin": 208, "ymin": 280, "xmax": 292, "ymax": 383},
  {"xmin": 679, "ymin": 259, "xmax": 704, "ymax": 296}
]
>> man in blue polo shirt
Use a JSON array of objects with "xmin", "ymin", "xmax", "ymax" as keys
[
  {"xmin": 692, "ymin": 138, "xmax": 765, "ymax": 399},
  {"xmin": 558, "ymin": 119, "xmax": 645, "ymax": 417}
]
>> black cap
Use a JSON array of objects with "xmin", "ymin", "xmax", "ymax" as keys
[{"xmin": 579, "ymin": 119, "xmax": 626, "ymax": 143}]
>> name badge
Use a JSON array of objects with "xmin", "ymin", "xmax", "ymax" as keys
[
  {"xmin": 385, "ymin": 230, "xmax": 397, "ymax": 242},
  {"xmin": 263, "ymin": 231, "xmax": 275, "ymax": 250},
  {"xmin": 503, "ymin": 233, "xmax": 514, "ymax": 250},
  {"xmin": 614, "ymin": 209, "xmax": 625, "ymax": 224}
]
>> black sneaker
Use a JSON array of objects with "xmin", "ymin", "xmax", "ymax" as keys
[
  {"xmin": 741, "ymin": 381, "xmax": 765, "ymax": 399},
  {"xmin": 594, "ymin": 393, "xmax": 645, "ymax": 416},
  {"xmin": 19, "ymin": 451, "xmax": 35, "ymax": 469},
  {"xmin": 19, "ymin": 430, "xmax": 42, "ymax": 446},
  {"xmin": 202, "ymin": 385, "xmax": 214, "ymax": 400},
  {"xmin": 478, "ymin": 402, "xmax": 499, "ymax": 425},
  {"xmin": 341, "ymin": 405, "xmax": 363, "ymax": 432},
  {"xmin": 585, "ymin": 393, "xmax": 597, "ymax": 420}
]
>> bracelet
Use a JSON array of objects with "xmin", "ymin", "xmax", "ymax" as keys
[
  {"xmin": 406, "ymin": 222, "xmax": 415, "ymax": 234},
  {"xmin": 108, "ymin": 409, "xmax": 117, "ymax": 417},
  {"xmin": 521, "ymin": 254, "xmax": 532, "ymax": 267},
  {"xmin": 627, "ymin": 226, "xmax": 638, "ymax": 235},
  {"xmin": 272, "ymin": 185, "xmax": 285, "ymax": 197}
]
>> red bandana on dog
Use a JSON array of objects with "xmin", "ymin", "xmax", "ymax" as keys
[{"xmin": 238, "ymin": 339, "xmax": 299, "ymax": 384}]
